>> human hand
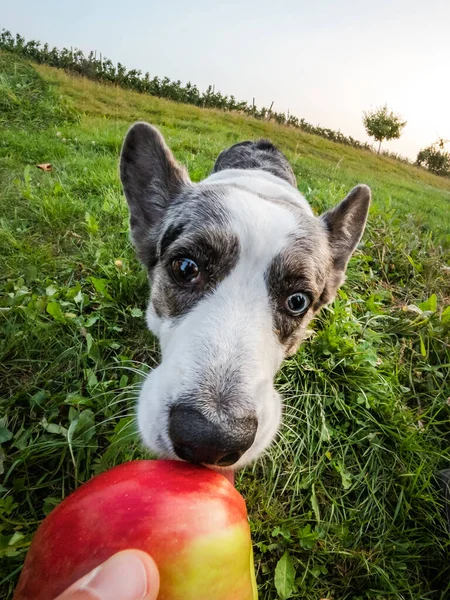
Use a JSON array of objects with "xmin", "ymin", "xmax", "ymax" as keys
[{"xmin": 53, "ymin": 550, "xmax": 160, "ymax": 600}]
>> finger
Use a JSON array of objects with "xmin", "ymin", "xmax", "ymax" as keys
[{"xmin": 55, "ymin": 549, "xmax": 160, "ymax": 600}]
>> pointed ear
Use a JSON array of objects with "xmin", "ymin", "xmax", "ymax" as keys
[
  {"xmin": 120, "ymin": 122, "xmax": 190, "ymax": 267},
  {"xmin": 321, "ymin": 185, "xmax": 371, "ymax": 272}
]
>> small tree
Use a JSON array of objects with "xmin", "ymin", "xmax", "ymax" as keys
[
  {"xmin": 416, "ymin": 138, "xmax": 450, "ymax": 177},
  {"xmin": 363, "ymin": 105, "xmax": 407, "ymax": 153}
]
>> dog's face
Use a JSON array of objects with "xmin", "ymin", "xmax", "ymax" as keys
[{"xmin": 120, "ymin": 123, "xmax": 370, "ymax": 470}]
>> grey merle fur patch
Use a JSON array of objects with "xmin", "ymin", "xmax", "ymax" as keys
[
  {"xmin": 213, "ymin": 139, "xmax": 297, "ymax": 187},
  {"xmin": 265, "ymin": 235, "xmax": 330, "ymax": 347}
]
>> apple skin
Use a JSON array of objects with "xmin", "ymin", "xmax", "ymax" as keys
[{"xmin": 13, "ymin": 460, "xmax": 258, "ymax": 600}]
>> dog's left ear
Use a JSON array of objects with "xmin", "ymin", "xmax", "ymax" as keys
[
  {"xmin": 120, "ymin": 122, "xmax": 191, "ymax": 268},
  {"xmin": 321, "ymin": 184, "xmax": 371, "ymax": 272}
]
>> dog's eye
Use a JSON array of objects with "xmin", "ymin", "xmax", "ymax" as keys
[
  {"xmin": 285, "ymin": 292, "xmax": 310, "ymax": 316},
  {"xmin": 171, "ymin": 258, "xmax": 201, "ymax": 285}
]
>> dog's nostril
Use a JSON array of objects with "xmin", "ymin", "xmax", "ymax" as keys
[
  {"xmin": 169, "ymin": 405, "xmax": 257, "ymax": 467},
  {"xmin": 172, "ymin": 443, "xmax": 197, "ymax": 464},
  {"xmin": 216, "ymin": 452, "xmax": 242, "ymax": 467},
  {"xmin": 173, "ymin": 444, "xmax": 243, "ymax": 467}
]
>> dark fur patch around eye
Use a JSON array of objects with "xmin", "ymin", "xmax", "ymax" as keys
[
  {"xmin": 152, "ymin": 228, "xmax": 240, "ymax": 318},
  {"xmin": 312, "ymin": 270, "xmax": 345, "ymax": 312},
  {"xmin": 265, "ymin": 242, "xmax": 328, "ymax": 346},
  {"xmin": 160, "ymin": 223, "xmax": 185, "ymax": 259}
]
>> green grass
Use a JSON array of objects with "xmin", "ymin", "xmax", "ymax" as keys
[
  {"xmin": 0, "ymin": 53, "xmax": 79, "ymax": 130},
  {"xmin": 1, "ymin": 54, "xmax": 449, "ymax": 600}
]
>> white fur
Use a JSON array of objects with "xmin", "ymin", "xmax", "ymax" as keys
[
  {"xmin": 139, "ymin": 171, "xmax": 312, "ymax": 468},
  {"xmin": 206, "ymin": 168, "xmax": 314, "ymax": 213}
]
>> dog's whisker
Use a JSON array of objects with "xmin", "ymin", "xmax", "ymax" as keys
[
  {"xmin": 95, "ymin": 411, "xmax": 137, "ymax": 426},
  {"xmin": 90, "ymin": 398, "xmax": 139, "ymax": 419},
  {"xmin": 279, "ymin": 422, "xmax": 305, "ymax": 439}
]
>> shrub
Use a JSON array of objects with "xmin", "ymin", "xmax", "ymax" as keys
[{"xmin": 416, "ymin": 139, "xmax": 450, "ymax": 177}]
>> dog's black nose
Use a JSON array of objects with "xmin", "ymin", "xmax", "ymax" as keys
[{"xmin": 169, "ymin": 405, "xmax": 257, "ymax": 467}]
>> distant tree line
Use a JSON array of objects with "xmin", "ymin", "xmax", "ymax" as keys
[
  {"xmin": 1, "ymin": 29, "xmax": 448, "ymax": 176},
  {"xmin": 0, "ymin": 29, "xmax": 374, "ymax": 147}
]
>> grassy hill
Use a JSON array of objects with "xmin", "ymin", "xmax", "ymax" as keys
[{"xmin": 1, "ymin": 53, "xmax": 449, "ymax": 600}]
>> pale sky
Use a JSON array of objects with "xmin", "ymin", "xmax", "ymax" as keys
[{"xmin": 3, "ymin": 0, "xmax": 450, "ymax": 159}]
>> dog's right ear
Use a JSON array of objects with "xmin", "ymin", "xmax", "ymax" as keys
[{"xmin": 120, "ymin": 122, "xmax": 190, "ymax": 268}]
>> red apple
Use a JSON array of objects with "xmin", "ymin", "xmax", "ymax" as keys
[{"xmin": 14, "ymin": 460, "xmax": 257, "ymax": 600}]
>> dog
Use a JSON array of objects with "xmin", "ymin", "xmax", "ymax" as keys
[{"xmin": 120, "ymin": 123, "xmax": 370, "ymax": 472}]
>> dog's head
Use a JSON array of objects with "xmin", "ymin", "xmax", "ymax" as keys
[{"xmin": 120, "ymin": 123, "xmax": 370, "ymax": 470}]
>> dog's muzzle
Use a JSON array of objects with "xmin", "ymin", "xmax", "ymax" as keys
[{"xmin": 168, "ymin": 404, "xmax": 258, "ymax": 467}]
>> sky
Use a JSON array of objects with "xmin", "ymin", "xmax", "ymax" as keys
[{"xmin": 2, "ymin": 0, "xmax": 450, "ymax": 159}]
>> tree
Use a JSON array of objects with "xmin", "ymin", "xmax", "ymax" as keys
[
  {"xmin": 363, "ymin": 105, "xmax": 407, "ymax": 153},
  {"xmin": 416, "ymin": 138, "xmax": 450, "ymax": 177}
]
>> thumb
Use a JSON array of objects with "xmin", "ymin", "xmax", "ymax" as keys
[{"xmin": 54, "ymin": 550, "xmax": 160, "ymax": 600}]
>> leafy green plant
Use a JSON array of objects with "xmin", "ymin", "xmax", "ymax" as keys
[
  {"xmin": 363, "ymin": 105, "xmax": 407, "ymax": 153},
  {"xmin": 416, "ymin": 138, "xmax": 450, "ymax": 177}
]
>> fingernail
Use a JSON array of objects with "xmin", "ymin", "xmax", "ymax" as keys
[{"xmin": 81, "ymin": 552, "xmax": 148, "ymax": 600}]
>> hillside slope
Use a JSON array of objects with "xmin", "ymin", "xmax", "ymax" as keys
[{"xmin": 38, "ymin": 62, "xmax": 450, "ymax": 242}]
